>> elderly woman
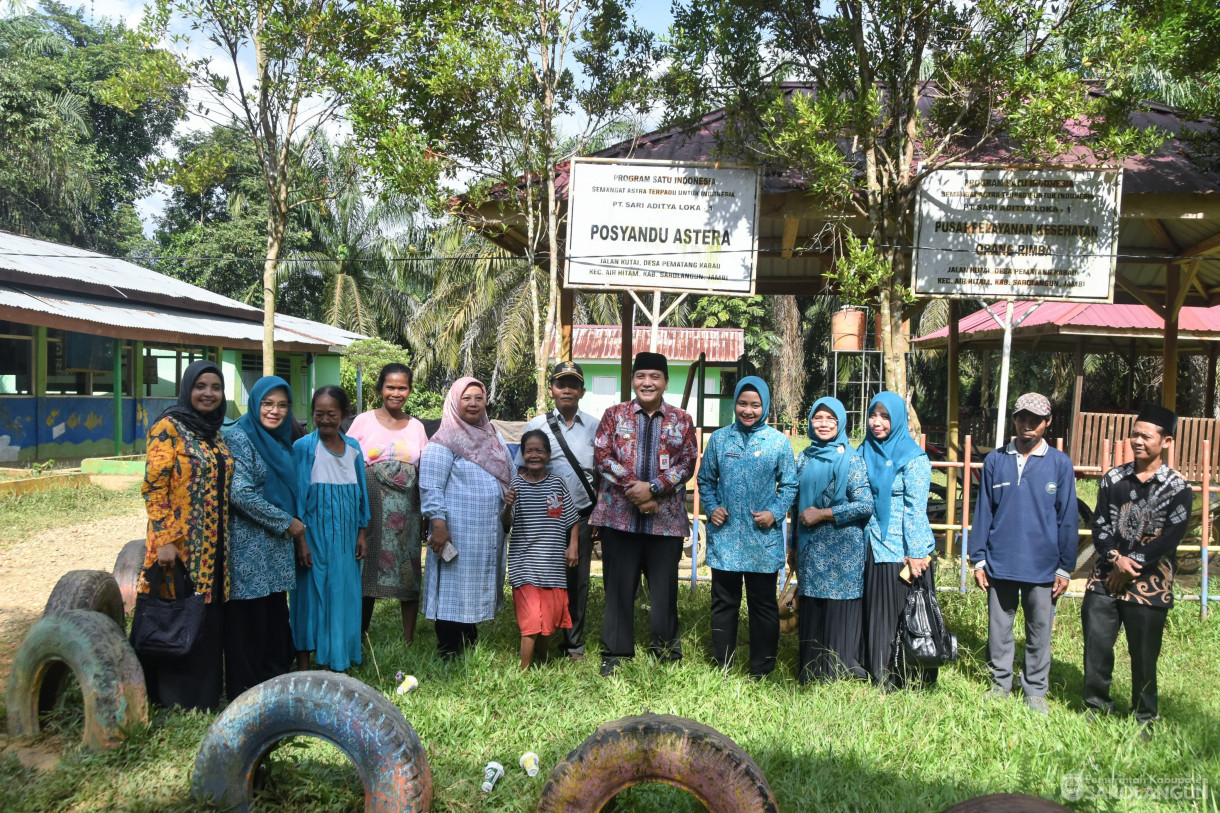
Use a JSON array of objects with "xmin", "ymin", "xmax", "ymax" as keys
[
  {"xmin": 861, "ymin": 391, "xmax": 935, "ymax": 690},
  {"xmin": 419, "ymin": 377, "xmax": 513, "ymax": 658},
  {"xmin": 347, "ymin": 363, "xmax": 429, "ymax": 643},
  {"xmin": 790, "ymin": 397, "xmax": 873, "ymax": 683},
  {"xmin": 223, "ymin": 375, "xmax": 304, "ymax": 699},
  {"xmin": 696, "ymin": 376, "xmax": 797, "ymax": 678},
  {"xmin": 137, "ymin": 359, "xmax": 232, "ymax": 711}
]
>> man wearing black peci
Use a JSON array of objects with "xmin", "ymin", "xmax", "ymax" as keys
[{"xmin": 1082, "ymin": 402, "xmax": 1192, "ymax": 738}]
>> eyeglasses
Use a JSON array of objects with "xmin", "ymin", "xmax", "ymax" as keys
[{"xmin": 260, "ymin": 400, "xmax": 291, "ymax": 412}]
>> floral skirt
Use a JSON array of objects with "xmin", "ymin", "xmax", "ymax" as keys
[{"xmin": 361, "ymin": 460, "xmax": 422, "ymax": 601}]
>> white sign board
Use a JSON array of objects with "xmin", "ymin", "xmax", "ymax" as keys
[
  {"xmin": 565, "ymin": 158, "xmax": 760, "ymax": 294},
  {"xmin": 913, "ymin": 167, "xmax": 1121, "ymax": 302}
]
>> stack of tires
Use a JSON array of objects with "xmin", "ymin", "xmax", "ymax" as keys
[{"xmin": 6, "ymin": 569, "xmax": 147, "ymax": 751}]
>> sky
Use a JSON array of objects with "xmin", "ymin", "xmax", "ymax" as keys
[{"xmin": 80, "ymin": 0, "xmax": 675, "ymax": 236}]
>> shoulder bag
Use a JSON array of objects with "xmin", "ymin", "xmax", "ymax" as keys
[
  {"xmin": 129, "ymin": 558, "xmax": 207, "ymax": 658},
  {"xmin": 546, "ymin": 412, "xmax": 598, "ymax": 505}
]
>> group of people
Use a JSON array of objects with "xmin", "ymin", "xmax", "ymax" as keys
[{"xmin": 136, "ymin": 352, "xmax": 1187, "ymax": 736}]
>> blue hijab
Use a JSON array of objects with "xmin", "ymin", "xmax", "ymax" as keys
[
  {"xmin": 799, "ymin": 396, "xmax": 856, "ymax": 511},
  {"xmin": 733, "ymin": 376, "xmax": 770, "ymax": 434},
  {"xmin": 230, "ymin": 376, "xmax": 297, "ymax": 515},
  {"xmin": 862, "ymin": 391, "xmax": 925, "ymax": 539}
]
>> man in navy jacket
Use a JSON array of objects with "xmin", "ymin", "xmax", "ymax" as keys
[{"xmin": 970, "ymin": 392, "xmax": 1078, "ymax": 713}]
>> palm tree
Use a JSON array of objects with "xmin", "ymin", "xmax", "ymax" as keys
[{"xmin": 281, "ymin": 137, "xmax": 423, "ymax": 342}]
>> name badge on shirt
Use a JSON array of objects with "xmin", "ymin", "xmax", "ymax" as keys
[{"xmin": 659, "ymin": 453, "xmax": 670, "ymax": 470}]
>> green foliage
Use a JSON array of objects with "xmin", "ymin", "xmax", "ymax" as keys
[
  {"xmin": 0, "ymin": 481, "xmax": 142, "ymax": 550},
  {"xmin": 690, "ymin": 294, "xmax": 778, "ymax": 369},
  {"xmin": 339, "ymin": 337, "xmax": 411, "ymax": 413},
  {"xmin": 0, "ymin": 2, "xmax": 185, "ymax": 252},
  {"xmin": 826, "ymin": 233, "xmax": 916, "ymax": 309}
]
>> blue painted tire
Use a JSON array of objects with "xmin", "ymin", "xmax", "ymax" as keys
[
  {"xmin": 44, "ymin": 569, "xmax": 125, "ymax": 628},
  {"xmin": 5, "ymin": 609, "xmax": 148, "ymax": 751},
  {"xmin": 191, "ymin": 671, "xmax": 432, "ymax": 812}
]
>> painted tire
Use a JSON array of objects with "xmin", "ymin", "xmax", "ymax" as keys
[
  {"xmin": 112, "ymin": 539, "xmax": 147, "ymax": 614},
  {"xmin": 942, "ymin": 794, "xmax": 1072, "ymax": 812},
  {"xmin": 191, "ymin": 671, "xmax": 432, "ymax": 813},
  {"xmin": 536, "ymin": 713, "xmax": 777, "ymax": 813},
  {"xmin": 5, "ymin": 609, "xmax": 148, "ymax": 751},
  {"xmin": 44, "ymin": 570, "xmax": 125, "ymax": 628}
]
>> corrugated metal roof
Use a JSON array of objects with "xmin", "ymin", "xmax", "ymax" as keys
[
  {"xmin": 0, "ymin": 285, "xmax": 364, "ymax": 352},
  {"xmin": 0, "ymin": 230, "xmax": 260, "ymax": 317},
  {"xmin": 561, "ymin": 325, "xmax": 744, "ymax": 362}
]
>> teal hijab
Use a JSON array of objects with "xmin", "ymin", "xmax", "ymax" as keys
[
  {"xmin": 733, "ymin": 376, "xmax": 770, "ymax": 434},
  {"xmin": 862, "ymin": 391, "xmax": 926, "ymax": 538},
  {"xmin": 799, "ymin": 396, "xmax": 856, "ymax": 511},
  {"xmin": 230, "ymin": 376, "xmax": 297, "ymax": 515}
]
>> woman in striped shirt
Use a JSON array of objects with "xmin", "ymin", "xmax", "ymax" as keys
[{"xmin": 503, "ymin": 429, "xmax": 580, "ymax": 669}]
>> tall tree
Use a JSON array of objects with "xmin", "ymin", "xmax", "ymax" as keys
[
  {"xmin": 665, "ymin": 0, "xmax": 1163, "ymax": 400},
  {"xmin": 156, "ymin": 0, "xmax": 361, "ymax": 373},
  {"xmin": 349, "ymin": 0, "xmax": 656, "ymax": 410},
  {"xmin": 0, "ymin": 3, "xmax": 184, "ymax": 252}
]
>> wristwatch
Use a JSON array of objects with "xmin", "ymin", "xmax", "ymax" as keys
[{"xmin": 649, "ymin": 481, "xmax": 662, "ymax": 496}]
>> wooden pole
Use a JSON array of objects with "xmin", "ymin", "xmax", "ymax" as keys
[
  {"xmin": 1071, "ymin": 338, "xmax": 1084, "ymax": 461},
  {"xmin": 1125, "ymin": 338, "xmax": 1138, "ymax": 410},
  {"xmin": 112, "ymin": 338, "xmax": 122, "ymax": 456},
  {"xmin": 946, "ymin": 300, "xmax": 960, "ymax": 528},
  {"xmin": 1202, "ymin": 439, "xmax": 1211, "ymax": 619},
  {"xmin": 1163, "ymin": 265, "xmax": 1180, "ymax": 411},
  {"xmin": 559, "ymin": 285, "xmax": 574, "ymax": 361},
  {"xmin": 620, "ymin": 292, "xmax": 634, "ymax": 402}
]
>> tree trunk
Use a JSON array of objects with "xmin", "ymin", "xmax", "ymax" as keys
[
  {"xmin": 769, "ymin": 294, "xmax": 804, "ymax": 428},
  {"xmin": 262, "ymin": 210, "xmax": 286, "ymax": 376}
]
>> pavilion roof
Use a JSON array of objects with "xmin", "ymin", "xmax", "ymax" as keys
[{"xmin": 913, "ymin": 300, "xmax": 1220, "ymax": 355}]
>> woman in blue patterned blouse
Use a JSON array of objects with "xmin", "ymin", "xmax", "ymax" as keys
[
  {"xmin": 861, "ymin": 391, "xmax": 935, "ymax": 690},
  {"xmin": 696, "ymin": 376, "xmax": 798, "ymax": 678},
  {"xmin": 223, "ymin": 375, "xmax": 305, "ymax": 699},
  {"xmin": 790, "ymin": 396, "xmax": 874, "ymax": 683}
]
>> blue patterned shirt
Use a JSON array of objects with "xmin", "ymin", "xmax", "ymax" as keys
[
  {"xmin": 792, "ymin": 452, "xmax": 873, "ymax": 599},
  {"xmin": 225, "ymin": 429, "xmax": 296, "ymax": 599},
  {"xmin": 865, "ymin": 455, "xmax": 934, "ymax": 562},
  {"xmin": 697, "ymin": 423, "xmax": 797, "ymax": 573}
]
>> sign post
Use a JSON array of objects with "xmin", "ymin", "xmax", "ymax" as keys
[
  {"xmin": 564, "ymin": 157, "xmax": 761, "ymax": 353},
  {"xmin": 913, "ymin": 166, "xmax": 1121, "ymax": 449}
]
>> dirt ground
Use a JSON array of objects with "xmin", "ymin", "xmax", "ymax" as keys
[{"xmin": 0, "ymin": 512, "xmax": 143, "ymax": 694}]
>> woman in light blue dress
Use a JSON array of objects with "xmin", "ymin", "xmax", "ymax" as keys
[
  {"xmin": 696, "ymin": 376, "xmax": 797, "ymax": 678},
  {"xmin": 861, "ymin": 391, "xmax": 934, "ymax": 689},
  {"xmin": 291, "ymin": 386, "xmax": 369, "ymax": 672},
  {"xmin": 791, "ymin": 396, "xmax": 873, "ymax": 683}
]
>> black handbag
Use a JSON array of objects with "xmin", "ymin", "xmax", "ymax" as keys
[
  {"xmin": 897, "ymin": 570, "xmax": 958, "ymax": 668},
  {"xmin": 129, "ymin": 559, "xmax": 207, "ymax": 658}
]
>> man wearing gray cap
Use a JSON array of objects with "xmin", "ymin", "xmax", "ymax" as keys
[
  {"xmin": 514, "ymin": 361, "xmax": 598, "ymax": 660},
  {"xmin": 969, "ymin": 392, "xmax": 1078, "ymax": 714}
]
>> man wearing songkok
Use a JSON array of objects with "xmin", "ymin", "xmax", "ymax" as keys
[
  {"xmin": 1082, "ymin": 402, "xmax": 1191, "ymax": 737},
  {"xmin": 591, "ymin": 351, "xmax": 698, "ymax": 677},
  {"xmin": 970, "ymin": 392, "xmax": 1078, "ymax": 714}
]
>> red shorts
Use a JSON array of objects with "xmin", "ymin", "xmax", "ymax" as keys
[{"xmin": 512, "ymin": 585, "xmax": 572, "ymax": 636}]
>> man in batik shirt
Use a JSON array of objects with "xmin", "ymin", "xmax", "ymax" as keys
[
  {"xmin": 591, "ymin": 351, "xmax": 698, "ymax": 677},
  {"xmin": 1083, "ymin": 402, "xmax": 1191, "ymax": 737}
]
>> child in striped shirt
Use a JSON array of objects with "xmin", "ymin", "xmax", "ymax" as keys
[{"xmin": 502, "ymin": 429, "xmax": 579, "ymax": 669}]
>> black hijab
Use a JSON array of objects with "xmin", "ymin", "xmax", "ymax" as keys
[{"xmin": 157, "ymin": 359, "xmax": 228, "ymax": 441}]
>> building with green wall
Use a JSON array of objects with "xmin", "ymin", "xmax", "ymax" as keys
[{"xmin": 0, "ymin": 230, "xmax": 363, "ymax": 463}]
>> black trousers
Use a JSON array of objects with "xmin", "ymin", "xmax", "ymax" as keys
[
  {"xmin": 434, "ymin": 619, "xmax": 478, "ymax": 659},
  {"xmin": 599, "ymin": 527, "xmax": 682, "ymax": 665},
  {"xmin": 141, "ymin": 597, "xmax": 224, "ymax": 712},
  {"xmin": 561, "ymin": 517, "xmax": 595, "ymax": 656},
  {"xmin": 223, "ymin": 591, "xmax": 293, "ymax": 700},
  {"xmin": 710, "ymin": 568, "xmax": 779, "ymax": 676},
  {"xmin": 798, "ymin": 596, "xmax": 864, "ymax": 684},
  {"xmin": 863, "ymin": 547, "xmax": 937, "ymax": 689},
  {"xmin": 1082, "ymin": 590, "xmax": 1168, "ymax": 724}
]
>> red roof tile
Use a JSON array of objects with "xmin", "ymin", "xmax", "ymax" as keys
[{"xmin": 558, "ymin": 325, "xmax": 744, "ymax": 362}]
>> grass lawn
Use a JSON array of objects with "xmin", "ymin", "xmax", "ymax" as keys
[
  {"xmin": 2, "ymin": 567, "xmax": 1217, "ymax": 812},
  {"xmin": 0, "ymin": 482, "xmax": 143, "ymax": 551}
]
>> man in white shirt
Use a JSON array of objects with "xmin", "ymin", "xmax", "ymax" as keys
[{"xmin": 515, "ymin": 361, "xmax": 599, "ymax": 659}]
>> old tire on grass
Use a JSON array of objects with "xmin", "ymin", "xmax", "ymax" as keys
[
  {"xmin": 112, "ymin": 538, "xmax": 147, "ymax": 614},
  {"xmin": 942, "ymin": 794, "xmax": 1071, "ymax": 812},
  {"xmin": 44, "ymin": 569, "xmax": 125, "ymax": 628},
  {"xmin": 191, "ymin": 671, "xmax": 432, "ymax": 813},
  {"xmin": 535, "ymin": 713, "xmax": 777, "ymax": 813},
  {"xmin": 5, "ymin": 608, "xmax": 148, "ymax": 751}
]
